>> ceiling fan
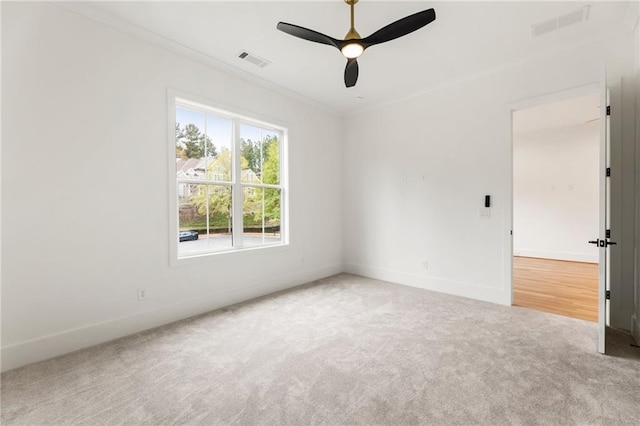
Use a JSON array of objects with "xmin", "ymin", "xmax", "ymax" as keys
[{"xmin": 277, "ymin": 0, "xmax": 436, "ymax": 88}]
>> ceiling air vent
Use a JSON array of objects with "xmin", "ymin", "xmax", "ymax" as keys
[
  {"xmin": 238, "ymin": 51, "xmax": 270, "ymax": 68},
  {"xmin": 531, "ymin": 5, "xmax": 590, "ymax": 37}
]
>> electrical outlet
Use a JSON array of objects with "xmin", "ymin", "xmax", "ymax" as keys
[
  {"xmin": 479, "ymin": 208, "xmax": 491, "ymax": 218},
  {"xmin": 137, "ymin": 289, "xmax": 147, "ymax": 301},
  {"xmin": 422, "ymin": 260, "xmax": 429, "ymax": 269}
]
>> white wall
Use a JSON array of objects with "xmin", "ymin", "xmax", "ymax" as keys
[
  {"xmin": 513, "ymin": 124, "xmax": 599, "ymax": 263},
  {"xmin": 343, "ymin": 29, "xmax": 637, "ymax": 328},
  {"xmin": 1, "ymin": 2, "xmax": 344, "ymax": 371}
]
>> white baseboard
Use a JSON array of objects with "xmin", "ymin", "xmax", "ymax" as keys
[
  {"xmin": 632, "ymin": 314, "xmax": 640, "ymax": 346},
  {"xmin": 1, "ymin": 263, "xmax": 344, "ymax": 372},
  {"xmin": 344, "ymin": 262, "xmax": 509, "ymax": 306},
  {"xmin": 513, "ymin": 249, "xmax": 598, "ymax": 263}
]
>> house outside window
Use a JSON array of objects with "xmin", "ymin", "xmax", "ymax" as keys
[{"xmin": 170, "ymin": 95, "xmax": 288, "ymax": 261}]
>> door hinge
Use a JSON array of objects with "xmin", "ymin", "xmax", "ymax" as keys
[
  {"xmin": 606, "ymin": 106, "xmax": 611, "ymax": 116},
  {"xmin": 606, "ymin": 229, "xmax": 611, "ymax": 238},
  {"xmin": 606, "ymin": 168, "xmax": 611, "ymax": 177},
  {"xmin": 606, "ymin": 290, "xmax": 611, "ymax": 300}
]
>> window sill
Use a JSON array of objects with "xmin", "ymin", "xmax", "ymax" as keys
[{"xmin": 171, "ymin": 242, "xmax": 291, "ymax": 267}]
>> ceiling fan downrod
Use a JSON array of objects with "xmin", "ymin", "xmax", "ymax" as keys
[{"xmin": 344, "ymin": 0, "xmax": 361, "ymax": 41}]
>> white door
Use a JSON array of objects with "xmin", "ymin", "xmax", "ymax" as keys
[{"xmin": 595, "ymin": 69, "xmax": 612, "ymax": 354}]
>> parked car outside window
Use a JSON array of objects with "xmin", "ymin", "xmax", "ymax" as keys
[{"xmin": 179, "ymin": 231, "xmax": 198, "ymax": 242}]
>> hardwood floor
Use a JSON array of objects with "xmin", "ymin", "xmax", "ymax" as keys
[{"xmin": 513, "ymin": 256, "xmax": 598, "ymax": 322}]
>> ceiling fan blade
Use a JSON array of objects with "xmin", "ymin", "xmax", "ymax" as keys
[
  {"xmin": 344, "ymin": 58, "xmax": 359, "ymax": 88},
  {"xmin": 361, "ymin": 9, "xmax": 436, "ymax": 47},
  {"xmin": 277, "ymin": 22, "xmax": 342, "ymax": 50}
]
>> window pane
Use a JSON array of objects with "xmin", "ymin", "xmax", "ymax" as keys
[
  {"xmin": 240, "ymin": 124, "xmax": 280, "ymax": 185},
  {"xmin": 205, "ymin": 114, "xmax": 232, "ymax": 182},
  {"xmin": 178, "ymin": 185, "xmax": 205, "ymax": 257},
  {"xmin": 178, "ymin": 185, "xmax": 232, "ymax": 256},
  {"xmin": 262, "ymin": 136, "xmax": 280, "ymax": 185},
  {"xmin": 243, "ymin": 187, "xmax": 281, "ymax": 248},
  {"xmin": 176, "ymin": 107, "xmax": 207, "ymax": 181},
  {"xmin": 206, "ymin": 185, "xmax": 233, "ymax": 250}
]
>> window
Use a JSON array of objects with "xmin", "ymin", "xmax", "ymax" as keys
[{"xmin": 171, "ymin": 96, "xmax": 287, "ymax": 259}]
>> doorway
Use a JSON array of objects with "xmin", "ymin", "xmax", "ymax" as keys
[{"xmin": 511, "ymin": 92, "xmax": 600, "ymax": 322}]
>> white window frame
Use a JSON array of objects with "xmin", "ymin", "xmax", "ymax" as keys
[{"xmin": 168, "ymin": 90, "xmax": 289, "ymax": 265}]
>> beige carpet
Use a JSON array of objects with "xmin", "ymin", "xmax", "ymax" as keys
[{"xmin": 2, "ymin": 274, "xmax": 639, "ymax": 425}]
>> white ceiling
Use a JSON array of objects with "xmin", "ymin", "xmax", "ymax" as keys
[
  {"xmin": 74, "ymin": 1, "xmax": 632, "ymax": 115},
  {"xmin": 513, "ymin": 93, "xmax": 600, "ymax": 135}
]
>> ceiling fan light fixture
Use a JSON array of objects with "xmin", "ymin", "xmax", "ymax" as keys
[{"xmin": 341, "ymin": 42, "xmax": 364, "ymax": 58}]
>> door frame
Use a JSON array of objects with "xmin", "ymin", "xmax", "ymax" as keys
[{"xmin": 504, "ymin": 83, "xmax": 601, "ymax": 308}]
